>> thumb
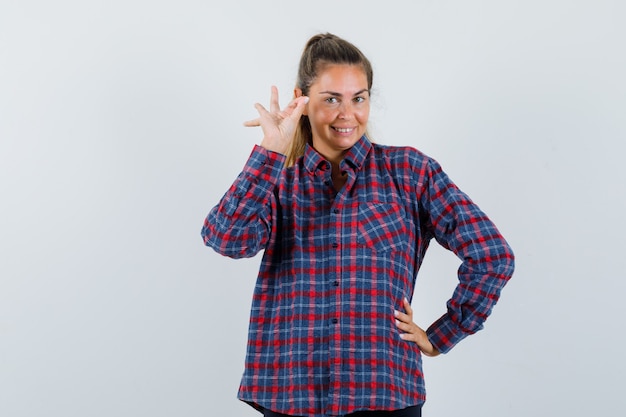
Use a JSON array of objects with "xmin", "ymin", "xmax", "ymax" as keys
[{"xmin": 288, "ymin": 96, "xmax": 309, "ymax": 121}]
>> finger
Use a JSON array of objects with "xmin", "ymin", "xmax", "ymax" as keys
[
  {"xmin": 243, "ymin": 118, "xmax": 260, "ymax": 127},
  {"xmin": 287, "ymin": 96, "xmax": 309, "ymax": 120},
  {"xmin": 399, "ymin": 332, "xmax": 418, "ymax": 343},
  {"xmin": 243, "ymin": 103, "xmax": 270, "ymax": 126},
  {"xmin": 275, "ymin": 96, "xmax": 308, "ymax": 122},
  {"xmin": 398, "ymin": 325, "xmax": 426, "ymax": 345},
  {"xmin": 403, "ymin": 297, "xmax": 413, "ymax": 316},
  {"xmin": 269, "ymin": 85, "xmax": 280, "ymax": 113},
  {"xmin": 395, "ymin": 319, "xmax": 414, "ymax": 333},
  {"xmin": 284, "ymin": 95, "xmax": 309, "ymax": 110},
  {"xmin": 253, "ymin": 102, "xmax": 269, "ymax": 116},
  {"xmin": 395, "ymin": 315, "xmax": 424, "ymax": 333},
  {"xmin": 394, "ymin": 309, "xmax": 411, "ymax": 324}
]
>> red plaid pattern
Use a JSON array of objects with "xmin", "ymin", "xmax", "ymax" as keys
[{"xmin": 202, "ymin": 137, "xmax": 514, "ymax": 416}]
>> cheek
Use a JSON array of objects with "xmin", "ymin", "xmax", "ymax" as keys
[
  {"xmin": 357, "ymin": 108, "xmax": 370, "ymax": 123},
  {"xmin": 310, "ymin": 107, "xmax": 336, "ymax": 125}
]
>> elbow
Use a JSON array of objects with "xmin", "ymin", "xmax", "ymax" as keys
[
  {"xmin": 498, "ymin": 240, "xmax": 515, "ymax": 281},
  {"xmin": 200, "ymin": 222, "xmax": 221, "ymax": 253},
  {"xmin": 200, "ymin": 220, "xmax": 260, "ymax": 259}
]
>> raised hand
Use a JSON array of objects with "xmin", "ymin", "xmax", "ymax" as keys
[
  {"xmin": 244, "ymin": 86, "xmax": 309, "ymax": 155},
  {"xmin": 394, "ymin": 298, "xmax": 441, "ymax": 357}
]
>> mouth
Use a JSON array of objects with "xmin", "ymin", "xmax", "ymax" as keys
[{"xmin": 331, "ymin": 126, "xmax": 356, "ymax": 134}]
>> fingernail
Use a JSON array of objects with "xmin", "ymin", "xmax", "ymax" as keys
[{"xmin": 394, "ymin": 310, "xmax": 399, "ymax": 317}]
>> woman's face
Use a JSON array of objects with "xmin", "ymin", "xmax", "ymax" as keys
[{"xmin": 300, "ymin": 64, "xmax": 370, "ymax": 163}]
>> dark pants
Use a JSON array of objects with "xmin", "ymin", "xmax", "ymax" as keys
[{"xmin": 263, "ymin": 404, "xmax": 422, "ymax": 417}]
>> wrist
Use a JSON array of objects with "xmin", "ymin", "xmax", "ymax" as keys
[{"xmin": 259, "ymin": 137, "xmax": 289, "ymax": 155}]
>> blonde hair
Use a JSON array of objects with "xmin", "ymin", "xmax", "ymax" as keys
[{"xmin": 286, "ymin": 33, "xmax": 374, "ymax": 167}]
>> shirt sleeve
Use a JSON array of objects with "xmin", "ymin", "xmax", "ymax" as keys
[
  {"xmin": 201, "ymin": 145, "xmax": 286, "ymax": 259},
  {"xmin": 421, "ymin": 158, "xmax": 515, "ymax": 354}
]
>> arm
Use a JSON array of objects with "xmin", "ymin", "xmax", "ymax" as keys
[
  {"xmin": 201, "ymin": 146, "xmax": 285, "ymax": 258},
  {"xmin": 201, "ymin": 87, "xmax": 309, "ymax": 258},
  {"xmin": 422, "ymin": 158, "xmax": 515, "ymax": 354}
]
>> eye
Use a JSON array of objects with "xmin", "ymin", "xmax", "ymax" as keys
[
  {"xmin": 325, "ymin": 97, "xmax": 339, "ymax": 104},
  {"xmin": 354, "ymin": 96, "xmax": 367, "ymax": 103}
]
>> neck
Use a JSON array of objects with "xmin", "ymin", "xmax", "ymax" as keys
[
  {"xmin": 311, "ymin": 138, "xmax": 348, "ymax": 169},
  {"xmin": 331, "ymin": 164, "xmax": 347, "ymax": 192},
  {"xmin": 330, "ymin": 160, "xmax": 343, "ymax": 176}
]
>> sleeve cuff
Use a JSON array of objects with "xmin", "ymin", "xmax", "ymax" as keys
[
  {"xmin": 242, "ymin": 145, "xmax": 287, "ymax": 181},
  {"xmin": 426, "ymin": 313, "xmax": 473, "ymax": 354}
]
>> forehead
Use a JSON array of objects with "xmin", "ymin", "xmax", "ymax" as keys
[{"xmin": 311, "ymin": 64, "xmax": 369, "ymax": 93}]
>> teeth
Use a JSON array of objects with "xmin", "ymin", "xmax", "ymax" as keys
[{"xmin": 334, "ymin": 127, "xmax": 353, "ymax": 133}]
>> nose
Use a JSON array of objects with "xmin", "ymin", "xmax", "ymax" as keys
[{"xmin": 338, "ymin": 101, "xmax": 354, "ymax": 120}]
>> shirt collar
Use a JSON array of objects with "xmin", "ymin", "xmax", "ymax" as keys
[
  {"xmin": 303, "ymin": 135, "xmax": 372, "ymax": 174},
  {"xmin": 341, "ymin": 135, "xmax": 372, "ymax": 171}
]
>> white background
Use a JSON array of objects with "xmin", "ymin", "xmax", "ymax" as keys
[{"xmin": 1, "ymin": 1, "xmax": 625, "ymax": 416}]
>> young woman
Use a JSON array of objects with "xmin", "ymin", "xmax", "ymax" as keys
[{"xmin": 202, "ymin": 33, "xmax": 515, "ymax": 417}]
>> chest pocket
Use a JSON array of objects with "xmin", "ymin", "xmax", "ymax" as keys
[{"xmin": 357, "ymin": 202, "xmax": 408, "ymax": 252}]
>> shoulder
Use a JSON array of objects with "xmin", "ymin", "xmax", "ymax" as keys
[{"xmin": 370, "ymin": 142, "xmax": 439, "ymax": 176}]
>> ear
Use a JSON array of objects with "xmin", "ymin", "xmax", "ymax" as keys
[{"xmin": 294, "ymin": 88, "xmax": 308, "ymax": 115}]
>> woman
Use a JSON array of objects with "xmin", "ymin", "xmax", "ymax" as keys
[{"xmin": 202, "ymin": 33, "xmax": 515, "ymax": 417}]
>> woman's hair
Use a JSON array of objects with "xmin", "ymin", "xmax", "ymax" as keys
[{"xmin": 286, "ymin": 33, "xmax": 374, "ymax": 167}]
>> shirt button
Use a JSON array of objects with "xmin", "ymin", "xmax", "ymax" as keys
[
  {"xmin": 331, "ymin": 318, "xmax": 338, "ymax": 324},
  {"xmin": 332, "ymin": 243, "xmax": 339, "ymax": 248},
  {"xmin": 333, "ymin": 281, "xmax": 339, "ymax": 286},
  {"xmin": 333, "ymin": 208, "xmax": 339, "ymax": 214}
]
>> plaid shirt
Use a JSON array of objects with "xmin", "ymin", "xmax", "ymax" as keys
[{"xmin": 202, "ymin": 136, "xmax": 514, "ymax": 416}]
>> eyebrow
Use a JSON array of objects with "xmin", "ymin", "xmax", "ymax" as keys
[{"xmin": 318, "ymin": 89, "xmax": 369, "ymax": 97}]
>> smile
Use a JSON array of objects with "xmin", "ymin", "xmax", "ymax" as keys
[{"xmin": 332, "ymin": 127, "xmax": 355, "ymax": 133}]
